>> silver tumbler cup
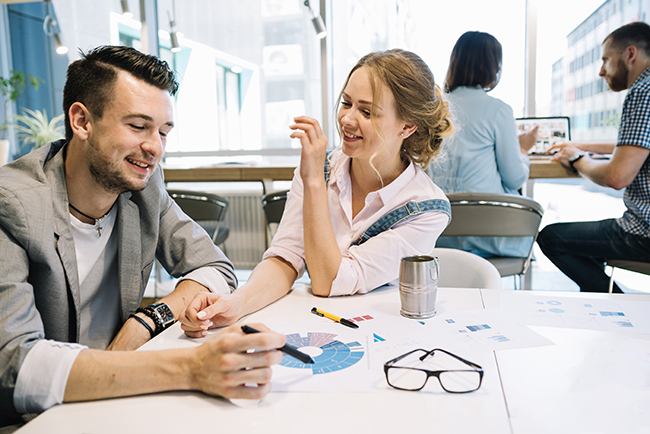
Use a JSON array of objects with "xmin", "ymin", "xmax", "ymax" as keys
[{"xmin": 399, "ymin": 255, "xmax": 439, "ymax": 319}]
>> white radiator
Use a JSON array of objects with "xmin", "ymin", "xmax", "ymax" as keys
[{"xmin": 221, "ymin": 191, "xmax": 267, "ymax": 269}]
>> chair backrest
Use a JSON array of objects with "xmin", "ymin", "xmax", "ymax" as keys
[
  {"xmin": 432, "ymin": 248, "xmax": 502, "ymax": 289},
  {"xmin": 262, "ymin": 189, "xmax": 289, "ymax": 239},
  {"xmin": 167, "ymin": 189, "xmax": 229, "ymax": 244},
  {"xmin": 442, "ymin": 192, "xmax": 544, "ymax": 238}
]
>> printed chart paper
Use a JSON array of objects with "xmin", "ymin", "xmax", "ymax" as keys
[
  {"xmin": 419, "ymin": 308, "xmax": 554, "ymax": 352},
  {"xmin": 340, "ymin": 308, "xmax": 429, "ymax": 360},
  {"xmin": 499, "ymin": 292, "xmax": 650, "ymax": 334},
  {"xmin": 267, "ymin": 320, "xmax": 376, "ymax": 392}
]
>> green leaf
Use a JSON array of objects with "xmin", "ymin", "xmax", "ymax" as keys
[{"xmin": 12, "ymin": 108, "xmax": 65, "ymax": 151}]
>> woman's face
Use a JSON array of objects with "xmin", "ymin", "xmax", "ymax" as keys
[{"xmin": 337, "ymin": 66, "xmax": 406, "ymax": 161}]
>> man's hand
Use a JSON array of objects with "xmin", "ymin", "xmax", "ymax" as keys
[
  {"xmin": 65, "ymin": 322, "xmax": 286, "ymax": 403},
  {"xmin": 547, "ymin": 142, "xmax": 583, "ymax": 168},
  {"xmin": 180, "ymin": 292, "xmax": 245, "ymax": 337},
  {"xmin": 190, "ymin": 323, "xmax": 286, "ymax": 399}
]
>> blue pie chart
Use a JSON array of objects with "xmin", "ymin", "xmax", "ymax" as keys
[{"xmin": 279, "ymin": 332, "xmax": 364, "ymax": 374}]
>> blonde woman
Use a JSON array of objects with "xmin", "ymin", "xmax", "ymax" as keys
[{"xmin": 180, "ymin": 49, "xmax": 453, "ymax": 337}]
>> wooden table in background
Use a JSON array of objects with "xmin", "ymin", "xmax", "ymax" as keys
[
  {"xmin": 163, "ymin": 165, "xmax": 296, "ymax": 183},
  {"xmin": 162, "ymin": 156, "xmax": 577, "ymax": 186},
  {"xmin": 528, "ymin": 156, "xmax": 578, "ymax": 179}
]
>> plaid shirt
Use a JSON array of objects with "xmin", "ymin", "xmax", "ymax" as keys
[{"xmin": 616, "ymin": 67, "xmax": 650, "ymax": 237}]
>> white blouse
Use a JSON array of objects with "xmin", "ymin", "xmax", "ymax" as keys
[{"xmin": 263, "ymin": 151, "xmax": 450, "ymax": 296}]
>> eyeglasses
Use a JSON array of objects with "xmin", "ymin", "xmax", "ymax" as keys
[{"xmin": 384, "ymin": 348, "xmax": 484, "ymax": 393}]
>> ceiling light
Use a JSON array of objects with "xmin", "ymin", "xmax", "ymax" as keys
[
  {"xmin": 304, "ymin": 0, "xmax": 327, "ymax": 39},
  {"xmin": 43, "ymin": 1, "xmax": 68, "ymax": 56},
  {"xmin": 170, "ymin": 31, "xmax": 181, "ymax": 53},
  {"xmin": 53, "ymin": 33, "xmax": 68, "ymax": 55},
  {"xmin": 120, "ymin": 0, "xmax": 133, "ymax": 19}
]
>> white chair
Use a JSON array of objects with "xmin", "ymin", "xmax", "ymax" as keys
[{"xmin": 432, "ymin": 248, "xmax": 502, "ymax": 289}]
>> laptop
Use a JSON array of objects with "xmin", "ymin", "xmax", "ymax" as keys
[{"xmin": 515, "ymin": 116, "xmax": 571, "ymax": 155}]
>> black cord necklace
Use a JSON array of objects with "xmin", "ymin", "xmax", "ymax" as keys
[{"xmin": 68, "ymin": 203, "xmax": 111, "ymax": 237}]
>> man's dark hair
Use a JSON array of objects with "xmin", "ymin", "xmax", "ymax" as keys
[
  {"xmin": 63, "ymin": 45, "xmax": 179, "ymax": 141},
  {"xmin": 605, "ymin": 21, "xmax": 650, "ymax": 57},
  {"xmin": 445, "ymin": 31, "xmax": 502, "ymax": 93}
]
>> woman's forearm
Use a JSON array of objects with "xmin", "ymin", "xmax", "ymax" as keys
[
  {"xmin": 302, "ymin": 180, "xmax": 341, "ymax": 297},
  {"xmin": 236, "ymin": 257, "xmax": 298, "ymax": 315}
]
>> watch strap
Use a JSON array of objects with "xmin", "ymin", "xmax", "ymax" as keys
[
  {"xmin": 136, "ymin": 303, "xmax": 175, "ymax": 336},
  {"xmin": 569, "ymin": 152, "xmax": 585, "ymax": 172},
  {"xmin": 129, "ymin": 313, "xmax": 155, "ymax": 339}
]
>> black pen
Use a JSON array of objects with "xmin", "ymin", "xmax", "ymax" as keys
[
  {"xmin": 241, "ymin": 325, "xmax": 314, "ymax": 364},
  {"xmin": 311, "ymin": 307, "xmax": 359, "ymax": 329}
]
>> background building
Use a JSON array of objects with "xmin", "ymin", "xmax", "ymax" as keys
[{"xmin": 550, "ymin": 0, "xmax": 650, "ymax": 141}]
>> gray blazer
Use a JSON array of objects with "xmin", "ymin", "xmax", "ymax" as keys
[{"xmin": 0, "ymin": 140, "xmax": 237, "ymax": 415}]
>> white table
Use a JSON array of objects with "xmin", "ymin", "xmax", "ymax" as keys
[
  {"xmin": 16, "ymin": 286, "xmax": 650, "ymax": 434},
  {"xmin": 482, "ymin": 289, "xmax": 650, "ymax": 434}
]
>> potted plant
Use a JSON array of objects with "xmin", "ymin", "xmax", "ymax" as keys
[
  {"xmin": 0, "ymin": 70, "xmax": 42, "ymax": 164},
  {"xmin": 12, "ymin": 108, "xmax": 65, "ymax": 153}
]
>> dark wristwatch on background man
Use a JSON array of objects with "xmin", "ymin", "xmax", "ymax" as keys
[
  {"xmin": 568, "ymin": 152, "xmax": 585, "ymax": 172},
  {"xmin": 132, "ymin": 302, "xmax": 175, "ymax": 338}
]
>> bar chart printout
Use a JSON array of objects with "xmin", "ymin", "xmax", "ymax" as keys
[{"xmin": 499, "ymin": 293, "xmax": 650, "ymax": 334}]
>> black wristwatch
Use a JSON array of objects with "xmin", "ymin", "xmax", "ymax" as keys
[
  {"xmin": 568, "ymin": 152, "xmax": 585, "ymax": 172},
  {"xmin": 136, "ymin": 303, "xmax": 175, "ymax": 336}
]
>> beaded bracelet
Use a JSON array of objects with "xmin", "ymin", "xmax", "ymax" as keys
[{"xmin": 129, "ymin": 313, "xmax": 155, "ymax": 339}]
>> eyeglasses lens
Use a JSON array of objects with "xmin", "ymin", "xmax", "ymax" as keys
[
  {"xmin": 438, "ymin": 370, "xmax": 481, "ymax": 393},
  {"xmin": 387, "ymin": 367, "xmax": 428, "ymax": 390}
]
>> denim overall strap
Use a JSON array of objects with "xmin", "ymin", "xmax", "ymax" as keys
[
  {"xmin": 350, "ymin": 199, "xmax": 451, "ymax": 247},
  {"xmin": 324, "ymin": 150, "xmax": 332, "ymax": 186}
]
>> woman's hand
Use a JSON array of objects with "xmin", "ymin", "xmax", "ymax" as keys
[
  {"xmin": 179, "ymin": 292, "xmax": 245, "ymax": 338},
  {"xmin": 518, "ymin": 125, "xmax": 539, "ymax": 153},
  {"xmin": 290, "ymin": 116, "xmax": 328, "ymax": 185}
]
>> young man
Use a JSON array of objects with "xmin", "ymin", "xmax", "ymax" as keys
[
  {"xmin": 0, "ymin": 46, "xmax": 284, "ymax": 424},
  {"xmin": 538, "ymin": 21, "xmax": 650, "ymax": 293}
]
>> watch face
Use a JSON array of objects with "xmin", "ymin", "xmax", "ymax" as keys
[{"xmin": 151, "ymin": 303, "xmax": 175, "ymax": 326}]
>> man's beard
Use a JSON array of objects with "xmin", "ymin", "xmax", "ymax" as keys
[
  {"xmin": 607, "ymin": 58, "xmax": 629, "ymax": 92},
  {"xmin": 87, "ymin": 138, "xmax": 152, "ymax": 195}
]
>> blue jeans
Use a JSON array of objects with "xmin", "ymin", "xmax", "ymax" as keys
[{"xmin": 537, "ymin": 219, "xmax": 650, "ymax": 293}]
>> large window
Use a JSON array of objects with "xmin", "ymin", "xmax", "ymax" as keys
[
  {"xmin": 154, "ymin": 0, "xmax": 324, "ymax": 163},
  {"xmin": 542, "ymin": 0, "xmax": 650, "ymax": 141},
  {"xmin": 3, "ymin": 0, "xmax": 642, "ymax": 162},
  {"xmin": 328, "ymin": 0, "xmax": 525, "ymax": 121}
]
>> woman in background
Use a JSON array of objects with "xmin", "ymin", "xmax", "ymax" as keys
[
  {"xmin": 180, "ymin": 49, "xmax": 453, "ymax": 337},
  {"xmin": 429, "ymin": 30, "xmax": 538, "ymax": 258}
]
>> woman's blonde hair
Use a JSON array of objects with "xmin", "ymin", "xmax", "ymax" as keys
[{"xmin": 335, "ymin": 49, "xmax": 453, "ymax": 170}]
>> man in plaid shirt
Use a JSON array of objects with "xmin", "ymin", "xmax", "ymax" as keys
[{"xmin": 538, "ymin": 21, "xmax": 650, "ymax": 293}]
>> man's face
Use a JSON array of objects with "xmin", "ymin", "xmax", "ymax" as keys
[
  {"xmin": 84, "ymin": 71, "xmax": 174, "ymax": 194},
  {"xmin": 599, "ymin": 39, "xmax": 629, "ymax": 92}
]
